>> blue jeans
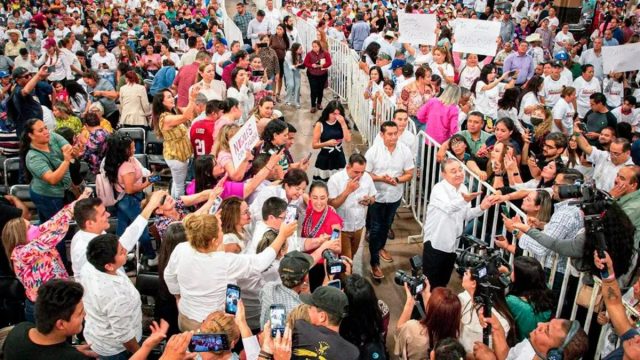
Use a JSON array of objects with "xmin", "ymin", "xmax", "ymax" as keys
[
  {"xmin": 284, "ymin": 66, "xmax": 301, "ymax": 106},
  {"xmin": 368, "ymin": 200, "xmax": 401, "ymax": 266},
  {"xmin": 99, "ymin": 351, "xmax": 129, "ymax": 360},
  {"xmin": 116, "ymin": 194, "xmax": 154, "ymax": 258},
  {"xmin": 30, "ymin": 188, "xmax": 68, "ymax": 265}
]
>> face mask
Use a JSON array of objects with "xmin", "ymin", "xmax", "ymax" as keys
[{"xmin": 530, "ymin": 117, "xmax": 544, "ymax": 126}]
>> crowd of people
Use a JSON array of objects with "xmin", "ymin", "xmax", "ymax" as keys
[{"xmin": 0, "ymin": 0, "xmax": 640, "ymax": 359}]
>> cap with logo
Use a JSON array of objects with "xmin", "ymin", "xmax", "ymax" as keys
[
  {"xmin": 279, "ymin": 251, "xmax": 314, "ymax": 283},
  {"xmin": 390, "ymin": 59, "xmax": 407, "ymax": 70},
  {"xmin": 300, "ymin": 286, "xmax": 349, "ymax": 319},
  {"xmin": 11, "ymin": 67, "xmax": 30, "ymax": 79}
]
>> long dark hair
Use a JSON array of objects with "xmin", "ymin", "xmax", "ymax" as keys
[
  {"xmin": 517, "ymin": 75, "xmax": 544, "ymax": 110},
  {"xmin": 261, "ymin": 119, "xmax": 288, "ymax": 153},
  {"xmin": 363, "ymin": 41, "xmax": 381, "ymax": 63},
  {"xmin": 470, "ymin": 64, "xmax": 496, "ymax": 95},
  {"xmin": 151, "ymin": 88, "xmax": 174, "ymax": 137},
  {"xmin": 369, "ymin": 66, "xmax": 384, "ymax": 85},
  {"xmin": 509, "ymin": 256, "xmax": 555, "ymax": 315},
  {"xmin": 339, "ymin": 274, "xmax": 385, "ymax": 349},
  {"xmin": 498, "ymin": 87, "xmax": 520, "ymax": 110},
  {"xmin": 579, "ymin": 202, "xmax": 636, "ymax": 278},
  {"xmin": 194, "ymin": 155, "xmax": 217, "ymax": 194},
  {"xmin": 317, "ymin": 100, "xmax": 346, "ymax": 124},
  {"xmin": 19, "ymin": 118, "xmax": 44, "ymax": 183},
  {"xmin": 103, "ymin": 133, "xmax": 133, "ymax": 184},
  {"xmin": 275, "ymin": 23, "xmax": 290, "ymax": 49}
]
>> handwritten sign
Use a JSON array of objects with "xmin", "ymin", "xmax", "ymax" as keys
[
  {"xmin": 602, "ymin": 43, "xmax": 640, "ymax": 74},
  {"xmin": 398, "ymin": 13, "xmax": 437, "ymax": 46},
  {"xmin": 229, "ymin": 118, "xmax": 259, "ymax": 168},
  {"xmin": 452, "ymin": 19, "xmax": 501, "ymax": 56}
]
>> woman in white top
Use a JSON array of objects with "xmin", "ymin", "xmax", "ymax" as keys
[
  {"xmin": 453, "ymin": 52, "xmax": 492, "ymax": 90},
  {"xmin": 283, "ymin": 42, "xmax": 304, "ymax": 108},
  {"xmin": 169, "ymin": 30, "xmax": 188, "ymax": 55},
  {"xmin": 551, "ymin": 86, "xmax": 576, "ymax": 136},
  {"xmin": 603, "ymin": 72, "xmax": 626, "ymax": 109},
  {"xmin": 470, "ymin": 64, "xmax": 516, "ymax": 120},
  {"xmin": 160, "ymin": 43, "xmax": 181, "ymax": 68},
  {"xmin": 163, "ymin": 212, "xmax": 297, "ymax": 331},
  {"xmin": 226, "ymin": 67, "xmax": 267, "ymax": 123},
  {"xmin": 221, "ymin": 197, "xmax": 252, "ymax": 254},
  {"xmin": 119, "ymin": 70, "xmax": 151, "ymax": 127},
  {"xmin": 430, "ymin": 46, "xmax": 455, "ymax": 89},
  {"xmin": 553, "ymin": 23, "xmax": 575, "ymax": 54},
  {"xmin": 71, "ymin": 18, "xmax": 85, "ymax": 36},
  {"xmin": 36, "ymin": 39, "xmax": 68, "ymax": 82},
  {"xmin": 518, "ymin": 75, "xmax": 544, "ymax": 125},
  {"xmin": 190, "ymin": 63, "xmax": 227, "ymax": 101}
]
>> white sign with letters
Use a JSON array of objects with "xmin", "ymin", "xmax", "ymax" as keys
[
  {"xmin": 398, "ymin": 13, "xmax": 437, "ymax": 46},
  {"xmin": 602, "ymin": 43, "xmax": 640, "ymax": 74},
  {"xmin": 229, "ymin": 118, "xmax": 259, "ymax": 168},
  {"xmin": 452, "ymin": 19, "xmax": 501, "ymax": 56}
]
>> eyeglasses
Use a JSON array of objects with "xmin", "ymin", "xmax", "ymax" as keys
[
  {"xmin": 610, "ymin": 151, "xmax": 625, "ymax": 157},
  {"xmin": 543, "ymin": 143, "xmax": 557, "ymax": 150}
]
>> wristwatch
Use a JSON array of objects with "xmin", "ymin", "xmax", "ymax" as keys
[
  {"xmin": 512, "ymin": 229, "xmax": 520, "ymax": 237},
  {"xmin": 394, "ymin": 177, "xmax": 400, "ymax": 184}
]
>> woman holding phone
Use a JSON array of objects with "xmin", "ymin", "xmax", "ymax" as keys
[{"xmin": 303, "ymin": 40, "xmax": 332, "ymax": 113}]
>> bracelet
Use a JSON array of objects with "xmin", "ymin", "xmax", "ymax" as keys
[
  {"xmin": 511, "ymin": 173, "xmax": 520, "ymax": 177},
  {"xmin": 259, "ymin": 351, "xmax": 273, "ymax": 360},
  {"xmin": 603, "ymin": 272, "xmax": 616, "ymax": 282}
]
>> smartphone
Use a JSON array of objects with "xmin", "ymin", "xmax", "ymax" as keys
[
  {"xmin": 302, "ymin": 151, "xmax": 312, "ymax": 164},
  {"xmin": 188, "ymin": 333, "xmax": 230, "ymax": 352},
  {"xmin": 252, "ymin": 69, "xmax": 265, "ymax": 77},
  {"xmin": 148, "ymin": 175, "xmax": 161, "ymax": 183},
  {"xmin": 500, "ymin": 204, "xmax": 509, "ymax": 216},
  {"xmin": 160, "ymin": 194, "xmax": 167, "ymax": 206},
  {"xmin": 225, "ymin": 284, "xmax": 240, "ymax": 315},
  {"xmin": 269, "ymin": 304, "xmax": 286, "ymax": 337},
  {"xmin": 209, "ymin": 196, "xmax": 222, "ymax": 214},
  {"xmin": 330, "ymin": 228, "xmax": 340, "ymax": 241},
  {"xmin": 284, "ymin": 205, "xmax": 297, "ymax": 224},
  {"xmin": 257, "ymin": 42, "xmax": 268, "ymax": 48},
  {"xmin": 578, "ymin": 122, "xmax": 588, "ymax": 132},
  {"xmin": 327, "ymin": 279, "xmax": 341, "ymax": 290},
  {"xmin": 47, "ymin": 65, "xmax": 55, "ymax": 73},
  {"xmin": 529, "ymin": 150, "xmax": 536, "ymax": 159},
  {"xmin": 361, "ymin": 54, "xmax": 366, "ymax": 62}
]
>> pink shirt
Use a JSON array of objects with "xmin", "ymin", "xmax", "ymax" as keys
[
  {"xmin": 416, "ymin": 98, "xmax": 459, "ymax": 144},
  {"xmin": 173, "ymin": 62, "xmax": 200, "ymax": 107},
  {"xmin": 185, "ymin": 180, "xmax": 245, "ymax": 199},
  {"xmin": 116, "ymin": 158, "xmax": 143, "ymax": 193},
  {"xmin": 213, "ymin": 117, "xmax": 235, "ymax": 138}
]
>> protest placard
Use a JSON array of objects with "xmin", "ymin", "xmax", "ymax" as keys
[
  {"xmin": 452, "ymin": 19, "xmax": 501, "ymax": 56},
  {"xmin": 229, "ymin": 118, "xmax": 259, "ymax": 168},
  {"xmin": 602, "ymin": 43, "xmax": 640, "ymax": 74},
  {"xmin": 398, "ymin": 13, "xmax": 437, "ymax": 45}
]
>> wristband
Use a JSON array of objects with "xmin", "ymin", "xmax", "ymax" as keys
[{"xmin": 602, "ymin": 272, "xmax": 616, "ymax": 282}]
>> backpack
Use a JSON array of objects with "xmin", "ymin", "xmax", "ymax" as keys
[{"xmin": 95, "ymin": 162, "xmax": 122, "ymax": 207}]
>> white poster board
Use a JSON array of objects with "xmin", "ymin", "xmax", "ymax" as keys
[
  {"xmin": 229, "ymin": 118, "xmax": 260, "ymax": 168},
  {"xmin": 452, "ymin": 19, "xmax": 501, "ymax": 56},
  {"xmin": 602, "ymin": 43, "xmax": 640, "ymax": 74},
  {"xmin": 398, "ymin": 13, "xmax": 437, "ymax": 46}
]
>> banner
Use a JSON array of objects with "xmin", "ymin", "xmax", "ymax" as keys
[
  {"xmin": 452, "ymin": 19, "xmax": 501, "ymax": 56},
  {"xmin": 602, "ymin": 43, "xmax": 640, "ymax": 74},
  {"xmin": 229, "ymin": 118, "xmax": 259, "ymax": 168},
  {"xmin": 398, "ymin": 13, "xmax": 437, "ymax": 45}
]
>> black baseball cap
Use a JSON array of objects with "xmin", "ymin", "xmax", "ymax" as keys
[
  {"xmin": 279, "ymin": 251, "xmax": 314, "ymax": 283},
  {"xmin": 551, "ymin": 60, "xmax": 564, "ymax": 68},
  {"xmin": 12, "ymin": 67, "xmax": 29, "ymax": 79},
  {"xmin": 300, "ymin": 286, "xmax": 349, "ymax": 319}
]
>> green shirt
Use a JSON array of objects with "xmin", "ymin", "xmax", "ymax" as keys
[
  {"xmin": 26, "ymin": 132, "xmax": 71, "ymax": 198},
  {"xmin": 506, "ymin": 295, "xmax": 552, "ymax": 341},
  {"xmin": 459, "ymin": 129, "xmax": 490, "ymax": 156},
  {"xmin": 618, "ymin": 190, "xmax": 640, "ymax": 249}
]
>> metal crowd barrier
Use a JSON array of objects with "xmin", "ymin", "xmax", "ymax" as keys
[
  {"xmin": 294, "ymin": 17, "xmax": 317, "ymax": 54},
  {"xmin": 220, "ymin": 0, "xmax": 244, "ymax": 46}
]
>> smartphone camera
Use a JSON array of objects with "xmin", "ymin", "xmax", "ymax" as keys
[
  {"xmin": 188, "ymin": 333, "xmax": 230, "ymax": 352},
  {"xmin": 284, "ymin": 205, "xmax": 297, "ymax": 224},
  {"xmin": 252, "ymin": 70, "xmax": 265, "ymax": 77},
  {"xmin": 322, "ymin": 249, "xmax": 344, "ymax": 275},
  {"xmin": 225, "ymin": 285, "xmax": 240, "ymax": 315},
  {"xmin": 269, "ymin": 305, "xmax": 286, "ymax": 337}
]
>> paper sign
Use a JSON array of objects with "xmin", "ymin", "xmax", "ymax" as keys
[
  {"xmin": 452, "ymin": 19, "xmax": 501, "ymax": 56},
  {"xmin": 398, "ymin": 13, "xmax": 437, "ymax": 46},
  {"xmin": 229, "ymin": 118, "xmax": 259, "ymax": 168},
  {"xmin": 602, "ymin": 43, "xmax": 640, "ymax": 74}
]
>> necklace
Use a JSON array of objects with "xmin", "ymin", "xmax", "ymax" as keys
[{"xmin": 302, "ymin": 206, "xmax": 328, "ymax": 238}]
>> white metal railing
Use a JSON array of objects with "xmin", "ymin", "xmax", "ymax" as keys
[
  {"xmin": 295, "ymin": 17, "xmax": 317, "ymax": 54},
  {"xmin": 220, "ymin": 0, "xmax": 244, "ymax": 46}
]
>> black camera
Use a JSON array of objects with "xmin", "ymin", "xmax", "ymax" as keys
[
  {"xmin": 323, "ymin": 250, "xmax": 344, "ymax": 275},
  {"xmin": 394, "ymin": 256, "xmax": 426, "ymax": 296},
  {"xmin": 455, "ymin": 235, "xmax": 511, "ymax": 289}
]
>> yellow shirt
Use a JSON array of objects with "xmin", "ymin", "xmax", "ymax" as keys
[{"xmin": 160, "ymin": 112, "xmax": 192, "ymax": 162}]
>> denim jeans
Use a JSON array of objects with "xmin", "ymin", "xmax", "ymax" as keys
[
  {"xmin": 116, "ymin": 193, "xmax": 154, "ymax": 258},
  {"xmin": 166, "ymin": 159, "xmax": 189, "ymax": 198},
  {"xmin": 99, "ymin": 351, "xmax": 129, "ymax": 360},
  {"xmin": 284, "ymin": 66, "xmax": 301, "ymax": 106},
  {"xmin": 30, "ymin": 188, "xmax": 68, "ymax": 265},
  {"xmin": 368, "ymin": 200, "xmax": 401, "ymax": 266}
]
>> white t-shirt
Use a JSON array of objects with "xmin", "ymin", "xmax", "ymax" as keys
[
  {"xmin": 327, "ymin": 170, "xmax": 378, "ymax": 232},
  {"xmin": 474, "ymin": 81, "xmax": 505, "ymax": 119},
  {"xmin": 518, "ymin": 91, "xmax": 540, "ymax": 125},
  {"xmin": 573, "ymin": 76, "xmax": 602, "ymax": 118},
  {"xmin": 542, "ymin": 75, "xmax": 570, "ymax": 107},
  {"xmin": 458, "ymin": 63, "xmax": 482, "ymax": 90},
  {"xmin": 430, "ymin": 61, "xmax": 455, "ymax": 89},
  {"xmin": 611, "ymin": 106, "xmax": 640, "ymax": 128},
  {"xmin": 603, "ymin": 78, "xmax": 624, "ymax": 108},
  {"xmin": 551, "ymin": 97, "xmax": 575, "ymax": 134}
]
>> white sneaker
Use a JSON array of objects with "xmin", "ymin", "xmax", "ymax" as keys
[{"xmin": 147, "ymin": 257, "xmax": 159, "ymax": 267}]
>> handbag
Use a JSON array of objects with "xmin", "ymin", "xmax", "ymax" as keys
[{"xmin": 576, "ymin": 283, "xmax": 603, "ymax": 313}]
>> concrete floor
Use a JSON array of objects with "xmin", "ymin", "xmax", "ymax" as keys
[{"xmin": 225, "ymin": 2, "xmax": 462, "ymax": 357}]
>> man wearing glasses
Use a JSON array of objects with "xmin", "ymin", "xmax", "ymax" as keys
[
  {"xmin": 527, "ymin": 132, "xmax": 567, "ymax": 178},
  {"xmin": 9, "ymin": 66, "xmax": 49, "ymax": 137},
  {"xmin": 574, "ymin": 123, "xmax": 634, "ymax": 192}
]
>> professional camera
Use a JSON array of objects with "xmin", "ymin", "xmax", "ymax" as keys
[
  {"xmin": 322, "ymin": 250, "xmax": 344, "ymax": 275},
  {"xmin": 394, "ymin": 255, "xmax": 426, "ymax": 296}
]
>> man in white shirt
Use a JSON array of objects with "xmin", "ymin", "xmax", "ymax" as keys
[
  {"xmin": 327, "ymin": 21, "xmax": 347, "ymax": 43},
  {"xmin": 374, "ymin": 109, "xmax": 418, "ymax": 156},
  {"xmin": 81, "ymin": 234, "xmax": 143, "ymax": 358},
  {"xmin": 212, "ymin": 41, "xmax": 231, "ymax": 79},
  {"xmin": 247, "ymin": 10, "xmax": 272, "ymax": 47},
  {"xmin": 542, "ymin": 61, "xmax": 571, "ymax": 107},
  {"xmin": 574, "ymin": 127, "xmax": 634, "ymax": 192},
  {"xmin": 473, "ymin": 317, "xmax": 588, "ymax": 360},
  {"xmin": 422, "ymin": 158, "xmax": 495, "ymax": 288},
  {"xmin": 90, "ymin": 44, "xmax": 117, "ymax": 84},
  {"xmin": 70, "ymin": 191, "xmax": 166, "ymax": 281},
  {"xmin": 573, "ymin": 64, "xmax": 601, "ymax": 119},
  {"xmin": 328, "ymin": 153, "xmax": 377, "ymax": 260},
  {"xmin": 611, "ymin": 96, "xmax": 640, "ymax": 131},
  {"xmin": 365, "ymin": 121, "xmax": 414, "ymax": 279},
  {"xmin": 579, "ymin": 37, "xmax": 604, "ymax": 80},
  {"xmin": 263, "ymin": 0, "xmax": 281, "ymax": 32}
]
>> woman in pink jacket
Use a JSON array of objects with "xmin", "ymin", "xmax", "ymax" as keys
[{"xmin": 416, "ymin": 85, "xmax": 462, "ymax": 144}]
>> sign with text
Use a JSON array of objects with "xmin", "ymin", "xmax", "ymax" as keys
[
  {"xmin": 229, "ymin": 118, "xmax": 259, "ymax": 168},
  {"xmin": 452, "ymin": 19, "xmax": 501, "ymax": 56},
  {"xmin": 398, "ymin": 13, "xmax": 437, "ymax": 46},
  {"xmin": 602, "ymin": 43, "xmax": 640, "ymax": 74}
]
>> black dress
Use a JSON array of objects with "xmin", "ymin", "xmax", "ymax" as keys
[{"xmin": 312, "ymin": 120, "xmax": 345, "ymax": 182}]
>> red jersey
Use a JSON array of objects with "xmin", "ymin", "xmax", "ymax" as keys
[{"xmin": 190, "ymin": 118, "xmax": 216, "ymax": 158}]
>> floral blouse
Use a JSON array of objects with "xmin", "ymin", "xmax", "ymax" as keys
[
  {"xmin": 397, "ymin": 81, "xmax": 434, "ymax": 118},
  {"xmin": 82, "ymin": 128, "xmax": 109, "ymax": 174},
  {"xmin": 11, "ymin": 204, "xmax": 73, "ymax": 302},
  {"xmin": 154, "ymin": 199, "xmax": 188, "ymax": 241}
]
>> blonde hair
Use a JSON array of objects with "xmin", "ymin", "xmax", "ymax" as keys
[
  {"xmin": 287, "ymin": 304, "xmax": 311, "ymax": 329},
  {"xmin": 438, "ymin": 85, "xmax": 462, "ymax": 105},
  {"xmin": 200, "ymin": 311, "xmax": 240, "ymax": 348},
  {"xmin": 533, "ymin": 105, "xmax": 553, "ymax": 140},
  {"xmin": 183, "ymin": 213, "xmax": 220, "ymax": 251},
  {"xmin": 212, "ymin": 124, "xmax": 240, "ymax": 156},
  {"xmin": 2, "ymin": 218, "xmax": 28, "ymax": 264},
  {"xmin": 197, "ymin": 63, "xmax": 214, "ymax": 82}
]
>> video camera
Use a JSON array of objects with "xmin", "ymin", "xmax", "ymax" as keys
[
  {"xmin": 323, "ymin": 250, "xmax": 344, "ymax": 275},
  {"xmin": 394, "ymin": 255, "xmax": 426, "ymax": 296}
]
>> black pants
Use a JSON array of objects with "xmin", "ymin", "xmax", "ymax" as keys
[
  {"xmin": 307, "ymin": 72, "xmax": 328, "ymax": 108},
  {"xmin": 105, "ymin": 110, "xmax": 120, "ymax": 129},
  {"xmin": 423, "ymin": 241, "xmax": 457, "ymax": 289}
]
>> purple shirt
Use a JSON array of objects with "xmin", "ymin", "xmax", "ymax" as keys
[{"xmin": 503, "ymin": 52, "xmax": 534, "ymax": 85}]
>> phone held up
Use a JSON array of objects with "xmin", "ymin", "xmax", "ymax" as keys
[{"xmin": 225, "ymin": 284, "xmax": 241, "ymax": 315}]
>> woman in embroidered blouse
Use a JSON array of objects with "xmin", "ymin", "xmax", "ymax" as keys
[
  {"xmin": 152, "ymin": 86, "xmax": 199, "ymax": 198},
  {"xmin": 79, "ymin": 112, "xmax": 109, "ymax": 175},
  {"xmin": 2, "ymin": 189, "xmax": 91, "ymax": 322},
  {"xmin": 190, "ymin": 63, "xmax": 227, "ymax": 101},
  {"xmin": 302, "ymin": 181, "xmax": 343, "ymax": 290}
]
